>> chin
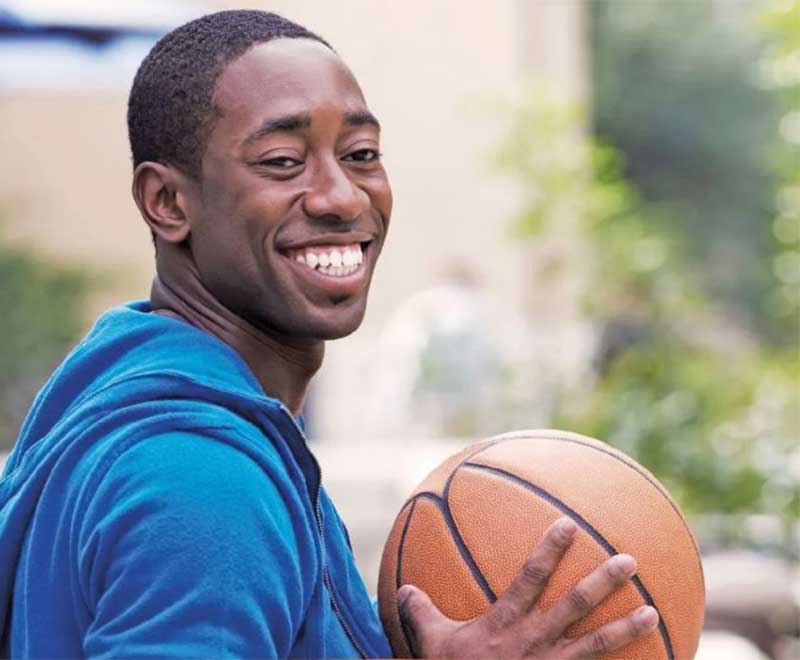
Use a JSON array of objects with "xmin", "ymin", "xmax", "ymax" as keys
[
  {"xmin": 311, "ymin": 312, "xmax": 366, "ymax": 341},
  {"xmin": 279, "ymin": 302, "xmax": 368, "ymax": 341}
]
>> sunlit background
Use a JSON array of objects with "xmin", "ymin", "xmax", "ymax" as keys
[{"xmin": 0, "ymin": 1, "xmax": 798, "ymax": 658}]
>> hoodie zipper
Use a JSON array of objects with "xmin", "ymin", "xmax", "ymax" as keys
[{"xmin": 278, "ymin": 405, "xmax": 370, "ymax": 659}]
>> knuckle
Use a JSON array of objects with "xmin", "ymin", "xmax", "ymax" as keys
[
  {"xmin": 485, "ymin": 635, "xmax": 506, "ymax": 656},
  {"xmin": 520, "ymin": 560, "xmax": 551, "ymax": 588},
  {"xmin": 567, "ymin": 586, "xmax": 593, "ymax": 618},
  {"xmin": 485, "ymin": 603, "xmax": 515, "ymax": 631},
  {"xmin": 524, "ymin": 629, "xmax": 549, "ymax": 656},
  {"xmin": 590, "ymin": 629, "xmax": 612, "ymax": 656}
]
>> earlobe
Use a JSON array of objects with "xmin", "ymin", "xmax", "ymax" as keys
[{"xmin": 132, "ymin": 162, "xmax": 192, "ymax": 244}]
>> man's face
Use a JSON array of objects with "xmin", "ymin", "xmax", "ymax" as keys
[{"xmin": 183, "ymin": 38, "xmax": 392, "ymax": 340}]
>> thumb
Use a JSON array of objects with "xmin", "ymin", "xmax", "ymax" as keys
[
  {"xmin": 397, "ymin": 584, "xmax": 442, "ymax": 625},
  {"xmin": 397, "ymin": 584, "xmax": 449, "ymax": 656}
]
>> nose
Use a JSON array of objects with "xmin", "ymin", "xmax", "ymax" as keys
[{"xmin": 302, "ymin": 158, "xmax": 370, "ymax": 222}]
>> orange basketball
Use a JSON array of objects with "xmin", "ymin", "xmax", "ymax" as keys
[{"xmin": 378, "ymin": 429, "xmax": 705, "ymax": 659}]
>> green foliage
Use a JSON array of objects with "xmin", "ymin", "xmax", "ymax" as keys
[
  {"xmin": 591, "ymin": 0, "xmax": 788, "ymax": 342},
  {"xmin": 493, "ymin": 97, "xmax": 588, "ymax": 236},
  {"xmin": 761, "ymin": 0, "xmax": 800, "ymax": 333},
  {"xmin": 555, "ymin": 346, "xmax": 799, "ymax": 519},
  {"xmin": 495, "ymin": 93, "xmax": 703, "ymax": 330},
  {"xmin": 495, "ymin": 26, "xmax": 798, "ymax": 521},
  {"xmin": 0, "ymin": 243, "xmax": 91, "ymax": 451},
  {"xmin": 761, "ymin": 0, "xmax": 800, "ymax": 59}
]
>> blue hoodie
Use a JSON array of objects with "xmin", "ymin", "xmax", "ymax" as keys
[{"xmin": 0, "ymin": 301, "xmax": 392, "ymax": 659}]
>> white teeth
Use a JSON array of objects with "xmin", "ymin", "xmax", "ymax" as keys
[
  {"xmin": 317, "ymin": 264, "xmax": 357, "ymax": 277},
  {"xmin": 290, "ymin": 243, "xmax": 365, "ymax": 276}
]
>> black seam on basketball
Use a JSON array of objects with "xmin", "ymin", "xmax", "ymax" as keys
[
  {"xmin": 461, "ymin": 462, "xmax": 675, "ymax": 660},
  {"xmin": 440, "ymin": 437, "xmax": 506, "ymax": 531},
  {"xmin": 478, "ymin": 434, "xmax": 678, "ymax": 517},
  {"xmin": 392, "ymin": 437, "xmax": 505, "ymax": 562},
  {"xmin": 396, "ymin": 499, "xmax": 417, "ymax": 591},
  {"xmin": 480, "ymin": 433, "xmax": 702, "ymax": 564},
  {"xmin": 427, "ymin": 437, "xmax": 508, "ymax": 605},
  {"xmin": 396, "ymin": 498, "xmax": 417, "ymax": 657},
  {"xmin": 440, "ymin": 438, "xmax": 506, "ymax": 503},
  {"xmin": 405, "ymin": 492, "xmax": 497, "ymax": 604}
]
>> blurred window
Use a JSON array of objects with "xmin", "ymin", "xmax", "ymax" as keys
[{"xmin": 0, "ymin": 1, "xmax": 209, "ymax": 92}]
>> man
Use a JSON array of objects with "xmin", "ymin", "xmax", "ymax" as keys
[{"xmin": 0, "ymin": 10, "xmax": 658, "ymax": 658}]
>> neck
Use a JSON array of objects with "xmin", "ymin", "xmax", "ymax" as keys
[{"xmin": 150, "ymin": 243, "xmax": 324, "ymax": 416}]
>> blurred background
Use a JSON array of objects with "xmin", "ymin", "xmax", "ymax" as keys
[{"xmin": 0, "ymin": 0, "xmax": 797, "ymax": 657}]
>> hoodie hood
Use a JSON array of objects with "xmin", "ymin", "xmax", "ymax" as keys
[{"xmin": 0, "ymin": 301, "xmax": 303, "ymax": 639}]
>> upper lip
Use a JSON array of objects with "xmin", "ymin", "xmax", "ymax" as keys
[{"xmin": 277, "ymin": 231, "xmax": 375, "ymax": 251}]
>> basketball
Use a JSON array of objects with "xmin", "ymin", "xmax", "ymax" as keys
[{"xmin": 378, "ymin": 429, "xmax": 705, "ymax": 659}]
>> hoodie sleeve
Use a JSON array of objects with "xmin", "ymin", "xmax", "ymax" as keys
[{"xmin": 77, "ymin": 430, "xmax": 316, "ymax": 658}]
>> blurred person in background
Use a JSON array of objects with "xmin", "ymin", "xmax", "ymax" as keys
[{"xmin": 0, "ymin": 8, "xmax": 662, "ymax": 659}]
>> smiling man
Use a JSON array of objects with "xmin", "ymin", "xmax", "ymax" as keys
[
  {"xmin": 138, "ymin": 23, "xmax": 390, "ymax": 417},
  {"xmin": 0, "ymin": 10, "xmax": 657, "ymax": 659}
]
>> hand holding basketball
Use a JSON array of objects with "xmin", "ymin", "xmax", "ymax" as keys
[
  {"xmin": 397, "ymin": 517, "xmax": 659, "ymax": 659},
  {"xmin": 379, "ymin": 430, "xmax": 705, "ymax": 659}
]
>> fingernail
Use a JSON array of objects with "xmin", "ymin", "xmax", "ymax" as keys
[
  {"xmin": 609, "ymin": 553, "xmax": 636, "ymax": 577},
  {"xmin": 556, "ymin": 518, "xmax": 577, "ymax": 540},
  {"xmin": 635, "ymin": 606, "xmax": 659, "ymax": 628}
]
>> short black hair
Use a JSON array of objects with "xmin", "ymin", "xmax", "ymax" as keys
[{"xmin": 127, "ymin": 10, "xmax": 331, "ymax": 179}]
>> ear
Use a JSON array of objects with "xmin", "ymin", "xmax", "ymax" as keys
[{"xmin": 131, "ymin": 161, "xmax": 195, "ymax": 244}]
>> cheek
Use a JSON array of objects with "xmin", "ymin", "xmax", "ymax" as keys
[
  {"xmin": 196, "ymin": 186, "xmax": 275, "ymax": 255},
  {"xmin": 366, "ymin": 175, "xmax": 393, "ymax": 226}
]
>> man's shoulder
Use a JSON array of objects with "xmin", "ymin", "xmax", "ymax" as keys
[
  {"xmin": 78, "ymin": 301, "xmax": 263, "ymax": 397},
  {"xmin": 80, "ymin": 427, "xmax": 322, "ymax": 586},
  {"xmin": 90, "ymin": 429, "xmax": 298, "ymax": 515}
]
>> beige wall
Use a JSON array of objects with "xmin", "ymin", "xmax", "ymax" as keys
[{"xmin": 0, "ymin": 94, "xmax": 152, "ymax": 319}]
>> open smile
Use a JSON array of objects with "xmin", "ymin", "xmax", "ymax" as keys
[{"xmin": 279, "ymin": 240, "xmax": 374, "ymax": 296}]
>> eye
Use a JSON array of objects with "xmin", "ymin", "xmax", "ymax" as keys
[
  {"xmin": 260, "ymin": 156, "xmax": 303, "ymax": 169},
  {"xmin": 343, "ymin": 148, "xmax": 382, "ymax": 164}
]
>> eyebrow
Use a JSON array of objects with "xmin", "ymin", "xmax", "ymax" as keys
[
  {"xmin": 246, "ymin": 114, "xmax": 311, "ymax": 142},
  {"xmin": 245, "ymin": 110, "xmax": 381, "ymax": 143},
  {"xmin": 345, "ymin": 111, "xmax": 381, "ymax": 130}
]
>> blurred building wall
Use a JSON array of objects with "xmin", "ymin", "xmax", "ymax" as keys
[{"xmin": 0, "ymin": 94, "xmax": 148, "ymax": 318}]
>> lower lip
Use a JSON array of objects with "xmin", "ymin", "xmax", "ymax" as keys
[{"xmin": 282, "ymin": 252, "xmax": 370, "ymax": 296}]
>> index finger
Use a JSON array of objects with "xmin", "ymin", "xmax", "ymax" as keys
[{"xmin": 483, "ymin": 517, "xmax": 578, "ymax": 631}]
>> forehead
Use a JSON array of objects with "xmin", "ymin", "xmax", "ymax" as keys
[{"xmin": 212, "ymin": 38, "xmax": 368, "ymax": 130}]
